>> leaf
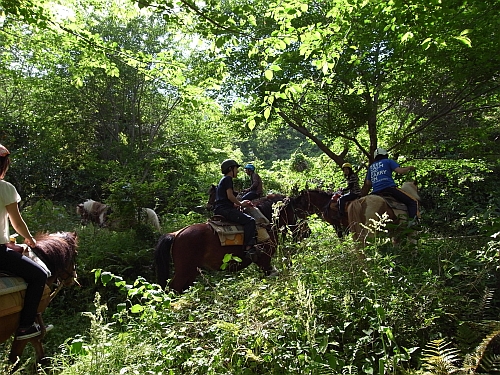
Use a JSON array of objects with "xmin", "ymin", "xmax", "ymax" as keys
[
  {"xmin": 100, "ymin": 271, "xmax": 113, "ymax": 286},
  {"xmin": 264, "ymin": 106, "xmax": 271, "ymax": 120},
  {"xmin": 454, "ymin": 35, "xmax": 472, "ymax": 47},
  {"xmin": 401, "ymin": 31, "xmax": 414, "ymax": 43},
  {"xmin": 130, "ymin": 304, "xmax": 144, "ymax": 313},
  {"xmin": 248, "ymin": 118, "xmax": 256, "ymax": 130},
  {"xmin": 264, "ymin": 69, "xmax": 273, "ymax": 81}
]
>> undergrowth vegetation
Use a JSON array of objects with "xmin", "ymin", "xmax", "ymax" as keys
[{"xmin": 1, "ymin": 210, "xmax": 500, "ymax": 374}]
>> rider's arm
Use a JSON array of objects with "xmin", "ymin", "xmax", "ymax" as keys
[
  {"xmin": 226, "ymin": 188, "xmax": 251, "ymax": 207},
  {"xmin": 394, "ymin": 166, "xmax": 416, "ymax": 174},
  {"xmin": 6, "ymin": 202, "xmax": 36, "ymax": 247},
  {"xmin": 360, "ymin": 180, "xmax": 371, "ymax": 197}
]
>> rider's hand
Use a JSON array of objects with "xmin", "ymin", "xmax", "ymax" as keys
[
  {"xmin": 241, "ymin": 200, "xmax": 252, "ymax": 207},
  {"xmin": 24, "ymin": 236, "xmax": 36, "ymax": 248}
]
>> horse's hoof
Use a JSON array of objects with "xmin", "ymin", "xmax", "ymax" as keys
[{"xmin": 265, "ymin": 267, "xmax": 279, "ymax": 277}]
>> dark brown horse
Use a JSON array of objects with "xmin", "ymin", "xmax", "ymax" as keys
[
  {"xmin": 155, "ymin": 194, "xmax": 298, "ymax": 293},
  {"xmin": 207, "ymin": 185, "xmax": 309, "ymax": 240},
  {"xmin": 291, "ymin": 189, "xmax": 348, "ymax": 238},
  {"xmin": 0, "ymin": 232, "xmax": 78, "ymax": 367}
]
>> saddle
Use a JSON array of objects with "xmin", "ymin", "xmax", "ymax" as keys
[
  {"xmin": 328, "ymin": 192, "xmax": 408, "ymax": 223},
  {"xmin": 208, "ymin": 207, "xmax": 270, "ymax": 246},
  {"xmin": 377, "ymin": 193, "xmax": 408, "ymax": 212}
]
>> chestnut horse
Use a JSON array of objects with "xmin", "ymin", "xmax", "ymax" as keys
[
  {"xmin": 155, "ymin": 195, "xmax": 297, "ymax": 293},
  {"xmin": 347, "ymin": 181, "xmax": 421, "ymax": 246},
  {"xmin": 0, "ymin": 232, "xmax": 78, "ymax": 367},
  {"xmin": 207, "ymin": 185, "xmax": 310, "ymax": 240}
]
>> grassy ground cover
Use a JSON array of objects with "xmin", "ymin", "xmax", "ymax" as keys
[{"xmin": 1, "ymin": 212, "xmax": 499, "ymax": 374}]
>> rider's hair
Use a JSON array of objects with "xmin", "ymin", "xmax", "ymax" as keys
[{"xmin": 0, "ymin": 155, "xmax": 10, "ymax": 179}]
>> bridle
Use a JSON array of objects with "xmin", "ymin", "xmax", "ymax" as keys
[{"xmin": 49, "ymin": 259, "xmax": 78, "ymax": 301}]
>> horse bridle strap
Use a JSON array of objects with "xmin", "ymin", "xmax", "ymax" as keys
[{"xmin": 49, "ymin": 282, "xmax": 64, "ymax": 301}]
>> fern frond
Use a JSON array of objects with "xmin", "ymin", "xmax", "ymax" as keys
[
  {"xmin": 476, "ymin": 287, "xmax": 495, "ymax": 320},
  {"xmin": 421, "ymin": 339, "xmax": 461, "ymax": 375},
  {"xmin": 464, "ymin": 329, "xmax": 500, "ymax": 374},
  {"xmin": 342, "ymin": 365, "xmax": 358, "ymax": 374}
]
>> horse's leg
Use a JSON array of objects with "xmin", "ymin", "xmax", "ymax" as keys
[
  {"xmin": 9, "ymin": 339, "xmax": 28, "ymax": 364},
  {"xmin": 9, "ymin": 314, "xmax": 48, "ymax": 365},
  {"xmin": 169, "ymin": 237, "xmax": 202, "ymax": 293},
  {"xmin": 254, "ymin": 241, "xmax": 279, "ymax": 277},
  {"xmin": 169, "ymin": 268, "xmax": 199, "ymax": 293}
]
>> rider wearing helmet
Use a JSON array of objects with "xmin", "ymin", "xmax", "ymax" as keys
[
  {"xmin": 240, "ymin": 164, "xmax": 263, "ymax": 201},
  {"xmin": 338, "ymin": 162, "xmax": 361, "ymax": 217},
  {"xmin": 214, "ymin": 159, "xmax": 257, "ymax": 257},
  {"xmin": 363, "ymin": 148, "xmax": 418, "ymax": 222}
]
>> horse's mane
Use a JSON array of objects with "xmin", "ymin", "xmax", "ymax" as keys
[
  {"xmin": 297, "ymin": 189, "xmax": 333, "ymax": 200},
  {"xmin": 254, "ymin": 194, "xmax": 287, "ymax": 217},
  {"xmin": 33, "ymin": 232, "xmax": 78, "ymax": 274},
  {"xmin": 400, "ymin": 181, "xmax": 420, "ymax": 201}
]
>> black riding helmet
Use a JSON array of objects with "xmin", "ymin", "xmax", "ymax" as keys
[{"xmin": 221, "ymin": 159, "xmax": 241, "ymax": 174}]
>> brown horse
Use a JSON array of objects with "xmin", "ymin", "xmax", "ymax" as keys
[
  {"xmin": 207, "ymin": 185, "xmax": 309, "ymax": 240},
  {"xmin": 291, "ymin": 189, "xmax": 348, "ymax": 238},
  {"xmin": 0, "ymin": 232, "xmax": 78, "ymax": 367},
  {"xmin": 155, "ymin": 195, "xmax": 297, "ymax": 293},
  {"xmin": 347, "ymin": 181, "xmax": 421, "ymax": 246}
]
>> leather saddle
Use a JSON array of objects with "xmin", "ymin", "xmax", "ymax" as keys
[
  {"xmin": 208, "ymin": 214, "xmax": 270, "ymax": 246},
  {"xmin": 377, "ymin": 194, "xmax": 408, "ymax": 212}
]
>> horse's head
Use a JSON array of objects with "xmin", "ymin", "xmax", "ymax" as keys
[
  {"xmin": 76, "ymin": 203, "xmax": 89, "ymax": 225},
  {"xmin": 77, "ymin": 199, "xmax": 110, "ymax": 226},
  {"xmin": 290, "ymin": 190, "xmax": 309, "ymax": 219},
  {"xmin": 206, "ymin": 185, "xmax": 216, "ymax": 211},
  {"xmin": 257, "ymin": 194, "xmax": 297, "ymax": 229},
  {"xmin": 292, "ymin": 189, "xmax": 332, "ymax": 218}
]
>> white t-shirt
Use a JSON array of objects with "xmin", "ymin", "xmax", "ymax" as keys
[{"xmin": 0, "ymin": 180, "xmax": 21, "ymax": 244}]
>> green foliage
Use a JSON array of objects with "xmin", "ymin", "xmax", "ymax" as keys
[
  {"xmin": 27, "ymin": 214, "xmax": 499, "ymax": 375},
  {"xmin": 0, "ymin": 0, "xmax": 499, "ymax": 373},
  {"xmin": 413, "ymin": 158, "xmax": 500, "ymax": 236}
]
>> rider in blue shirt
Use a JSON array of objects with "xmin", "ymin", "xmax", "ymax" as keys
[{"xmin": 363, "ymin": 148, "xmax": 418, "ymax": 221}]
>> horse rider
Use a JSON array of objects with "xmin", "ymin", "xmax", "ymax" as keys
[
  {"xmin": 0, "ymin": 144, "xmax": 53, "ymax": 340},
  {"xmin": 214, "ymin": 159, "xmax": 258, "ymax": 258},
  {"xmin": 240, "ymin": 164, "xmax": 263, "ymax": 201},
  {"xmin": 337, "ymin": 162, "xmax": 361, "ymax": 218},
  {"xmin": 362, "ymin": 147, "xmax": 418, "ymax": 224}
]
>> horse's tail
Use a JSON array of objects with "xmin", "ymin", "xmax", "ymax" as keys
[
  {"xmin": 143, "ymin": 208, "xmax": 161, "ymax": 231},
  {"xmin": 347, "ymin": 198, "xmax": 364, "ymax": 238},
  {"xmin": 154, "ymin": 234, "xmax": 174, "ymax": 289}
]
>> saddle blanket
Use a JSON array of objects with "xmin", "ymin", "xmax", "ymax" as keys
[
  {"xmin": 378, "ymin": 195, "xmax": 408, "ymax": 211},
  {"xmin": 208, "ymin": 221, "xmax": 244, "ymax": 246},
  {"xmin": 208, "ymin": 219, "xmax": 270, "ymax": 246}
]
